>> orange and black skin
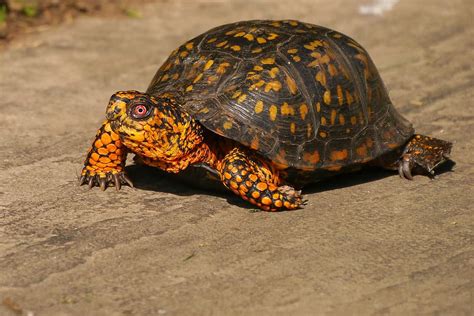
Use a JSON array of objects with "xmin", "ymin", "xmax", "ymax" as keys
[
  {"xmin": 81, "ymin": 91, "xmax": 302, "ymax": 211},
  {"xmin": 80, "ymin": 20, "xmax": 453, "ymax": 211}
]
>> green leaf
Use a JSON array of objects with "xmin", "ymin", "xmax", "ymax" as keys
[
  {"xmin": 22, "ymin": 4, "xmax": 38, "ymax": 18},
  {"xmin": 123, "ymin": 8, "xmax": 142, "ymax": 19},
  {"xmin": 0, "ymin": 5, "xmax": 7, "ymax": 23}
]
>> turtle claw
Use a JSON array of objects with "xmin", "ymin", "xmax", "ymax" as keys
[
  {"xmin": 79, "ymin": 175, "xmax": 88, "ymax": 186},
  {"xmin": 113, "ymin": 173, "xmax": 121, "ymax": 191},
  {"xmin": 122, "ymin": 173, "xmax": 134, "ymax": 188},
  {"xmin": 398, "ymin": 154, "xmax": 413, "ymax": 180},
  {"xmin": 99, "ymin": 178, "xmax": 107, "ymax": 191},
  {"xmin": 80, "ymin": 171, "xmax": 133, "ymax": 191},
  {"xmin": 88, "ymin": 177, "xmax": 94, "ymax": 189}
]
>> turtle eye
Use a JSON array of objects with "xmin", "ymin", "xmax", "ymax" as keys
[{"xmin": 131, "ymin": 104, "xmax": 150, "ymax": 119}]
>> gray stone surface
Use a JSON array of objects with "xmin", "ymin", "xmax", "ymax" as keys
[{"xmin": 0, "ymin": 0, "xmax": 472, "ymax": 315}]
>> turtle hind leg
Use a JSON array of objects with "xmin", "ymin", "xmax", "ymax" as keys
[{"xmin": 397, "ymin": 134, "xmax": 453, "ymax": 180}]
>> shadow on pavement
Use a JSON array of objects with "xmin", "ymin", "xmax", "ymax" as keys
[{"xmin": 126, "ymin": 159, "xmax": 455, "ymax": 209}]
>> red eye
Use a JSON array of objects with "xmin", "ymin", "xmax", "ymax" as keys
[{"xmin": 132, "ymin": 104, "xmax": 149, "ymax": 119}]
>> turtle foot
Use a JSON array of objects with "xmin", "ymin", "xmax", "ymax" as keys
[{"xmin": 398, "ymin": 134, "xmax": 452, "ymax": 180}]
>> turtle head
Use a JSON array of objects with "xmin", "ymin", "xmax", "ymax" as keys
[{"xmin": 105, "ymin": 90, "xmax": 203, "ymax": 161}]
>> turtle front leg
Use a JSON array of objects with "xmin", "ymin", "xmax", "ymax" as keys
[
  {"xmin": 217, "ymin": 148, "xmax": 303, "ymax": 211},
  {"xmin": 80, "ymin": 120, "xmax": 133, "ymax": 190},
  {"xmin": 398, "ymin": 134, "xmax": 452, "ymax": 179}
]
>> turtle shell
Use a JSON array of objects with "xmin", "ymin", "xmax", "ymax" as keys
[{"xmin": 146, "ymin": 20, "xmax": 414, "ymax": 172}]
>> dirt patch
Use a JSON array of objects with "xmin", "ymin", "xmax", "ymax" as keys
[{"xmin": 0, "ymin": 0, "xmax": 153, "ymax": 47}]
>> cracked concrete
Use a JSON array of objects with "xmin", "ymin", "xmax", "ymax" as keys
[{"xmin": 0, "ymin": 0, "xmax": 472, "ymax": 315}]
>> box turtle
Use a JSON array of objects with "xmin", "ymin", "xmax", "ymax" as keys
[{"xmin": 80, "ymin": 20, "xmax": 452, "ymax": 211}]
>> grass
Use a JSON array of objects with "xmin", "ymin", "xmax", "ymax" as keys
[
  {"xmin": 0, "ymin": 5, "xmax": 7, "ymax": 23},
  {"xmin": 22, "ymin": 3, "xmax": 38, "ymax": 17}
]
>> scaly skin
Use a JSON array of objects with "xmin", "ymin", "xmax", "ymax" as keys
[
  {"xmin": 80, "ymin": 120, "xmax": 132, "ymax": 190},
  {"xmin": 216, "ymin": 147, "xmax": 302, "ymax": 211},
  {"xmin": 80, "ymin": 91, "xmax": 303, "ymax": 211}
]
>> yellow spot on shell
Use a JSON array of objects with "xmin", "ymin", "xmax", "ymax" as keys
[
  {"xmin": 356, "ymin": 144, "xmax": 368, "ymax": 157},
  {"xmin": 346, "ymin": 91, "xmax": 354, "ymax": 105},
  {"xmin": 261, "ymin": 57, "xmax": 275, "ymax": 65},
  {"xmin": 253, "ymin": 65, "xmax": 263, "ymax": 71},
  {"xmin": 324, "ymin": 90, "xmax": 331, "ymax": 104},
  {"xmin": 350, "ymin": 116, "xmax": 357, "ymax": 125},
  {"xmin": 321, "ymin": 116, "xmax": 327, "ymax": 125},
  {"xmin": 299, "ymin": 104, "xmax": 308, "ymax": 120},
  {"xmin": 252, "ymin": 47, "xmax": 263, "ymax": 53},
  {"xmin": 269, "ymin": 67, "xmax": 279, "ymax": 78},
  {"xmin": 339, "ymin": 114, "xmax": 345, "ymax": 125},
  {"xmin": 319, "ymin": 131, "xmax": 327, "ymax": 138},
  {"xmin": 193, "ymin": 73, "xmax": 203, "ymax": 83},
  {"xmin": 257, "ymin": 37, "xmax": 267, "ymax": 44},
  {"xmin": 287, "ymin": 48, "xmax": 298, "ymax": 54},
  {"xmin": 316, "ymin": 102, "xmax": 321, "ymax": 112},
  {"xmin": 303, "ymin": 151, "xmax": 320, "ymax": 164},
  {"xmin": 267, "ymin": 33, "xmax": 279, "ymax": 40},
  {"xmin": 307, "ymin": 124, "xmax": 312, "ymax": 138},
  {"xmin": 328, "ymin": 63, "xmax": 338, "ymax": 76},
  {"xmin": 185, "ymin": 42, "xmax": 194, "ymax": 50},
  {"xmin": 179, "ymin": 51, "xmax": 188, "ymax": 58},
  {"xmin": 319, "ymin": 55, "xmax": 331, "ymax": 64},
  {"xmin": 286, "ymin": 75, "xmax": 298, "ymax": 94},
  {"xmin": 244, "ymin": 33, "xmax": 254, "ymax": 41},
  {"xmin": 292, "ymin": 55, "xmax": 301, "ymax": 62},
  {"xmin": 330, "ymin": 109, "xmax": 337, "ymax": 125},
  {"xmin": 264, "ymin": 81, "xmax": 282, "ymax": 92},
  {"xmin": 223, "ymin": 121, "xmax": 232, "ymax": 129},
  {"xmin": 316, "ymin": 71, "xmax": 326, "ymax": 86},
  {"xmin": 234, "ymin": 31, "xmax": 246, "ymax": 37},
  {"xmin": 185, "ymin": 85, "xmax": 193, "ymax": 92},
  {"xmin": 207, "ymin": 37, "xmax": 217, "ymax": 43},
  {"xmin": 255, "ymin": 100, "xmax": 264, "ymax": 114},
  {"xmin": 337, "ymin": 85, "xmax": 344, "ymax": 105},
  {"xmin": 237, "ymin": 94, "xmax": 247, "ymax": 103},
  {"xmin": 231, "ymin": 91, "xmax": 242, "ymax": 99},
  {"xmin": 281, "ymin": 102, "xmax": 295, "ymax": 115},
  {"xmin": 269, "ymin": 105, "xmax": 278, "ymax": 121},
  {"xmin": 251, "ymin": 137, "xmax": 259, "ymax": 150},
  {"xmin": 204, "ymin": 60, "xmax": 214, "ymax": 70},
  {"xmin": 330, "ymin": 149, "xmax": 348, "ymax": 161},
  {"xmin": 230, "ymin": 45, "xmax": 241, "ymax": 51},
  {"xmin": 304, "ymin": 40, "xmax": 323, "ymax": 50},
  {"xmin": 216, "ymin": 41, "xmax": 228, "ymax": 48},
  {"xmin": 217, "ymin": 62, "xmax": 230, "ymax": 74},
  {"xmin": 290, "ymin": 123, "xmax": 296, "ymax": 134}
]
